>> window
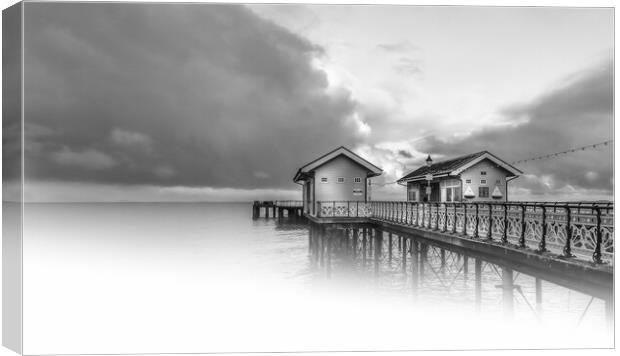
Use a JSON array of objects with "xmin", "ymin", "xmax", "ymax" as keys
[
  {"xmin": 481, "ymin": 171, "xmax": 487, "ymax": 175},
  {"xmin": 354, "ymin": 177, "xmax": 362, "ymax": 183},
  {"xmin": 480, "ymin": 179, "xmax": 487, "ymax": 185},
  {"xmin": 337, "ymin": 177, "xmax": 345, "ymax": 183},
  {"xmin": 465, "ymin": 179, "xmax": 471, "ymax": 184},
  {"xmin": 479, "ymin": 187, "xmax": 489, "ymax": 198},
  {"xmin": 320, "ymin": 177, "xmax": 328, "ymax": 183},
  {"xmin": 408, "ymin": 191, "xmax": 417, "ymax": 201},
  {"xmin": 353, "ymin": 188, "xmax": 363, "ymax": 196},
  {"xmin": 496, "ymin": 179, "xmax": 501, "ymax": 184},
  {"xmin": 446, "ymin": 188, "xmax": 452, "ymax": 202}
]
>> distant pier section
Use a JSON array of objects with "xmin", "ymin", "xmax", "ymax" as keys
[{"xmin": 252, "ymin": 200, "xmax": 303, "ymax": 219}]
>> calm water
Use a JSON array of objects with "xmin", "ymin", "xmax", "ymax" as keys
[{"xmin": 22, "ymin": 203, "xmax": 613, "ymax": 354}]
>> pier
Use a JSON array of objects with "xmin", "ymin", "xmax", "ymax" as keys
[
  {"xmin": 254, "ymin": 200, "xmax": 613, "ymax": 288},
  {"xmin": 252, "ymin": 200, "xmax": 304, "ymax": 219}
]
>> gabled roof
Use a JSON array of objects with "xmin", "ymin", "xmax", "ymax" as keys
[
  {"xmin": 397, "ymin": 150, "xmax": 522, "ymax": 183},
  {"xmin": 293, "ymin": 146, "xmax": 382, "ymax": 183}
]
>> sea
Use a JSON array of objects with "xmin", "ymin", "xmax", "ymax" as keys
[{"xmin": 20, "ymin": 202, "xmax": 613, "ymax": 354}]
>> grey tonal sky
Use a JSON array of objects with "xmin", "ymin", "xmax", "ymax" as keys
[{"xmin": 15, "ymin": 2, "xmax": 613, "ymax": 201}]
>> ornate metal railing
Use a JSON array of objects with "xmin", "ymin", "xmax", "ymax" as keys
[
  {"xmin": 368, "ymin": 201, "xmax": 613, "ymax": 265},
  {"xmin": 317, "ymin": 201, "xmax": 373, "ymax": 218}
]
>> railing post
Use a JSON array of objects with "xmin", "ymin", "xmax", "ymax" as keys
[
  {"xmin": 422, "ymin": 203, "xmax": 426, "ymax": 228},
  {"xmin": 443, "ymin": 204, "xmax": 448, "ymax": 232},
  {"xmin": 473, "ymin": 203, "xmax": 479, "ymax": 239},
  {"xmin": 519, "ymin": 204, "xmax": 526, "ymax": 248},
  {"xmin": 502, "ymin": 204, "xmax": 508, "ymax": 244},
  {"xmin": 452, "ymin": 204, "xmax": 457, "ymax": 234},
  {"xmin": 563, "ymin": 205, "xmax": 573, "ymax": 257},
  {"xmin": 348, "ymin": 201, "xmax": 351, "ymax": 217},
  {"xmin": 592, "ymin": 207, "xmax": 603, "ymax": 264},
  {"xmin": 434, "ymin": 203, "xmax": 440, "ymax": 230},
  {"xmin": 487, "ymin": 203, "xmax": 493, "ymax": 241},
  {"xmin": 463, "ymin": 204, "xmax": 468, "ymax": 236},
  {"xmin": 332, "ymin": 201, "xmax": 336, "ymax": 217},
  {"xmin": 538, "ymin": 206, "xmax": 547, "ymax": 253}
]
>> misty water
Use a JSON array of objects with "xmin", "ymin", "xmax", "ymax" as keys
[{"xmin": 22, "ymin": 203, "xmax": 612, "ymax": 354}]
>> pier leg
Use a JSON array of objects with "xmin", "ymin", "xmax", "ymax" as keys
[
  {"xmin": 319, "ymin": 231, "xmax": 325, "ymax": 268},
  {"xmin": 401, "ymin": 237, "xmax": 407, "ymax": 274},
  {"xmin": 535, "ymin": 277, "xmax": 542, "ymax": 320},
  {"xmin": 353, "ymin": 229, "xmax": 358, "ymax": 259},
  {"xmin": 411, "ymin": 240, "xmax": 419, "ymax": 297},
  {"xmin": 463, "ymin": 254, "xmax": 469, "ymax": 283},
  {"xmin": 419, "ymin": 243, "xmax": 426, "ymax": 284},
  {"xmin": 362, "ymin": 229, "xmax": 367, "ymax": 266},
  {"xmin": 252, "ymin": 204, "xmax": 259, "ymax": 219},
  {"xmin": 440, "ymin": 248, "xmax": 446, "ymax": 273},
  {"xmin": 475, "ymin": 259, "xmax": 482, "ymax": 312},
  {"xmin": 326, "ymin": 231, "xmax": 332, "ymax": 278},
  {"xmin": 388, "ymin": 233, "xmax": 393, "ymax": 264},
  {"xmin": 502, "ymin": 267, "xmax": 514, "ymax": 320},
  {"xmin": 374, "ymin": 228, "xmax": 382, "ymax": 277},
  {"xmin": 265, "ymin": 206, "xmax": 269, "ymax": 218},
  {"xmin": 605, "ymin": 297, "xmax": 614, "ymax": 335}
]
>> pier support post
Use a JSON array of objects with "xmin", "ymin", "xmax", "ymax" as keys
[
  {"xmin": 463, "ymin": 254, "xmax": 468, "ymax": 282},
  {"xmin": 502, "ymin": 267, "xmax": 514, "ymax": 319},
  {"xmin": 475, "ymin": 258, "xmax": 482, "ymax": 312},
  {"xmin": 374, "ymin": 228, "xmax": 382, "ymax": 277},
  {"xmin": 388, "ymin": 233, "xmax": 393, "ymax": 263},
  {"xmin": 353, "ymin": 229, "xmax": 358, "ymax": 259},
  {"xmin": 411, "ymin": 240, "xmax": 419, "ymax": 297},
  {"xmin": 535, "ymin": 277, "xmax": 542, "ymax": 318},
  {"xmin": 401, "ymin": 236, "xmax": 407, "ymax": 273}
]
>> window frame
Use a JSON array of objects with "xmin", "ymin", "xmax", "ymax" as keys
[
  {"xmin": 320, "ymin": 177, "xmax": 328, "ymax": 184},
  {"xmin": 336, "ymin": 177, "xmax": 345, "ymax": 184},
  {"xmin": 353, "ymin": 177, "xmax": 362, "ymax": 183},
  {"xmin": 478, "ymin": 186, "xmax": 489, "ymax": 198}
]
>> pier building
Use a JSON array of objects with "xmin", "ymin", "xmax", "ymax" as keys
[{"xmin": 397, "ymin": 151, "xmax": 522, "ymax": 203}]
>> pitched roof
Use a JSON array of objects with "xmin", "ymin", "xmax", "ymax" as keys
[
  {"xmin": 293, "ymin": 146, "xmax": 382, "ymax": 183},
  {"xmin": 397, "ymin": 150, "xmax": 522, "ymax": 183}
]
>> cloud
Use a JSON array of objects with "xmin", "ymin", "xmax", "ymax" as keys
[
  {"xmin": 51, "ymin": 147, "xmax": 117, "ymax": 170},
  {"xmin": 377, "ymin": 41, "xmax": 419, "ymax": 53},
  {"xmin": 23, "ymin": 3, "xmax": 361, "ymax": 192},
  {"xmin": 398, "ymin": 150, "xmax": 412, "ymax": 158},
  {"xmin": 413, "ymin": 59, "xmax": 613, "ymax": 200},
  {"xmin": 394, "ymin": 57, "xmax": 423, "ymax": 76},
  {"xmin": 109, "ymin": 128, "xmax": 153, "ymax": 153}
]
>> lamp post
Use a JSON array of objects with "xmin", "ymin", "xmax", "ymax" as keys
[{"xmin": 425, "ymin": 154, "xmax": 433, "ymax": 201}]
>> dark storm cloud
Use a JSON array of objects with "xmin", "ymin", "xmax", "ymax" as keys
[
  {"xmin": 398, "ymin": 150, "xmax": 413, "ymax": 158},
  {"xmin": 416, "ymin": 59, "xmax": 613, "ymax": 196},
  {"xmin": 23, "ymin": 3, "xmax": 360, "ymax": 189}
]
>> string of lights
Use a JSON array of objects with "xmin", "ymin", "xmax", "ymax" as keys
[
  {"xmin": 371, "ymin": 139, "xmax": 613, "ymax": 189},
  {"xmin": 510, "ymin": 139, "xmax": 613, "ymax": 165}
]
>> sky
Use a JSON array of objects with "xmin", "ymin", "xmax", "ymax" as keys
[{"xmin": 6, "ymin": 2, "xmax": 614, "ymax": 202}]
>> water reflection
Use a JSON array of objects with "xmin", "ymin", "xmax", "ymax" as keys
[{"xmin": 307, "ymin": 222, "xmax": 613, "ymax": 331}]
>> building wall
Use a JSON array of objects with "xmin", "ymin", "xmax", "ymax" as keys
[
  {"xmin": 313, "ymin": 155, "xmax": 368, "ymax": 203},
  {"xmin": 460, "ymin": 159, "xmax": 509, "ymax": 202}
]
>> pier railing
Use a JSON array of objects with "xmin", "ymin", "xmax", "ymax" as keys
[
  {"xmin": 317, "ymin": 201, "xmax": 373, "ymax": 218},
  {"xmin": 315, "ymin": 200, "xmax": 613, "ymax": 264}
]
